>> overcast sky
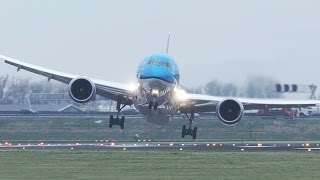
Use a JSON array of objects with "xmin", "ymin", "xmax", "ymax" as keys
[{"xmin": 0, "ymin": 0, "xmax": 320, "ymax": 89}]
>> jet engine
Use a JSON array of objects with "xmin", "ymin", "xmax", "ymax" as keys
[
  {"xmin": 68, "ymin": 77, "xmax": 96, "ymax": 103},
  {"xmin": 216, "ymin": 99, "xmax": 244, "ymax": 126}
]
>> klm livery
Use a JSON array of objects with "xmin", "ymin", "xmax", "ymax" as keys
[{"xmin": 2, "ymin": 41, "xmax": 320, "ymax": 139}]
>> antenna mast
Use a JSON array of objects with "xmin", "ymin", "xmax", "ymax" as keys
[{"xmin": 166, "ymin": 32, "xmax": 171, "ymax": 54}]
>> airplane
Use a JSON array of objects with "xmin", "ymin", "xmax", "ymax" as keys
[{"xmin": 1, "ymin": 41, "xmax": 320, "ymax": 139}]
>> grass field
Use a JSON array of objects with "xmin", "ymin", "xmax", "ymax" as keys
[
  {"xmin": 0, "ymin": 149, "xmax": 319, "ymax": 179},
  {"xmin": 0, "ymin": 116, "xmax": 320, "ymax": 141}
]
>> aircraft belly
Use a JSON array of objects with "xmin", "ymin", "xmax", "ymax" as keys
[{"xmin": 133, "ymin": 78, "xmax": 178, "ymax": 125}]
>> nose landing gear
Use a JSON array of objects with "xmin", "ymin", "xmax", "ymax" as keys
[
  {"xmin": 148, "ymin": 90, "xmax": 159, "ymax": 110},
  {"xmin": 148, "ymin": 101, "xmax": 158, "ymax": 110}
]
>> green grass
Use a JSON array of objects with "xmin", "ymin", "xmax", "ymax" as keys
[
  {"xmin": 1, "ymin": 116, "xmax": 320, "ymax": 141},
  {"xmin": 0, "ymin": 149, "xmax": 319, "ymax": 179}
]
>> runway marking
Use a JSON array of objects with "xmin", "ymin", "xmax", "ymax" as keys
[
  {"xmin": 237, "ymin": 146, "xmax": 277, "ymax": 148},
  {"xmin": 294, "ymin": 148, "xmax": 320, "ymax": 150},
  {"xmin": 1, "ymin": 142, "xmax": 320, "ymax": 151}
]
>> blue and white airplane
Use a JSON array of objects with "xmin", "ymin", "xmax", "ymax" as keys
[{"xmin": 1, "ymin": 47, "xmax": 320, "ymax": 139}]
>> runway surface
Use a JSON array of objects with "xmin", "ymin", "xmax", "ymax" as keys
[{"xmin": 0, "ymin": 141, "xmax": 319, "ymax": 151}]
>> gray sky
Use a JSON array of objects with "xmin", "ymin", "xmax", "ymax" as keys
[{"xmin": 0, "ymin": 0, "xmax": 320, "ymax": 88}]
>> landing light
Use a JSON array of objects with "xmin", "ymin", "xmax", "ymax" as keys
[
  {"xmin": 127, "ymin": 83, "xmax": 139, "ymax": 92},
  {"xmin": 174, "ymin": 88, "xmax": 188, "ymax": 101},
  {"xmin": 152, "ymin": 89, "xmax": 159, "ymax": 96}
]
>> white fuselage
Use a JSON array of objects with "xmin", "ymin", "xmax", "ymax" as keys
[{"xmin": 133, "ymin": 78, "xmax": 178, "ymax": 125}]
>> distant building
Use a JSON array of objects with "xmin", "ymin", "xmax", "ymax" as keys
[{"xmin": 0, "ymin": 104, "xmax": 84, "ymax": 114}]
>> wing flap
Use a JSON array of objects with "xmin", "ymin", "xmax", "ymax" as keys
[{"xmin": 185, "ymin": 93, "xmax": 320, "ymax": 113}]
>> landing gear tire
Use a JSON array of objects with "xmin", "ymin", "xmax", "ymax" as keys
[
  {"xmin": 148, "ymin": 101, "xmax": 153, "ymax": 110},
  {"xmin": 109, "ymin": 115, "xmax": 125, "ymax": 129},
  {"xmin": 109, "ymin": 115, "xmax": 114, "ymax": 128},
  {"xmin": 192, "ymin": 127, "xmax": 197, "ymax": 139},
  {"xmin": 148, "ymin": 101, "xmax": 158, "ymax": 110},
  {"xmin": 181, "ymin": 125, "xmax": 197, "ymax": 139},
  {"xmin": 154, "ymin": 102, "xmax": 158, "ymax": 110},
  {"xmin": 120, "ymin": 116, "xmax": 125, "ymax": 129},
  {"xmin": 182, "ymin": 125, "xmax": 187, "ymax": 138}
]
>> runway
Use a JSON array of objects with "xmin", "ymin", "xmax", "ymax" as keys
[{"xmin": 0, "ymin": 141, "xmax": 319, "ymax": 151}]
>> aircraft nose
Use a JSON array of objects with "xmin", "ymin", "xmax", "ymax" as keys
[{"xmin": 139, "ymin": 66, "xmax": 175, "ymax": 83}]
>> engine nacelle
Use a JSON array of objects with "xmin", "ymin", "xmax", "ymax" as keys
[
  {"xmin": 216, "ymin": 99, "xmax": 244, "ymax": 126},
  {"xmin": 68, "ymin": 77, "xmax": 96, "ymax": 103}
]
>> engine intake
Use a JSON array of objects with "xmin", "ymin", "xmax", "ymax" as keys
[
  {"xmin": 216, "ymin": 99, "xmax": 244, "ymax": 126},
  {"xmin": 69, "ymin": 77, "xmax": 96, "ymax": 103}
]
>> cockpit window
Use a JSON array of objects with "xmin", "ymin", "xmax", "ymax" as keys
[{"xmin": 147, "ymin": 60, "xmax": 171, "ymax": 68}]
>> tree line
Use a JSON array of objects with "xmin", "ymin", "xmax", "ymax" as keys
[
  {"xmin": 186, "ymin": 75, "xmax": 283, "ymax": 98},
  {"xmin": 0, "ymin": 75, "xmax": 284, "ymax": 105},
  {"xmin": 0, "ymin": 75, "xmax": 68, "ymax": 105}
]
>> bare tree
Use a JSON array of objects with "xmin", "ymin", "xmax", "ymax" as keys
[
  {"xmin": 203, "ymin": 79, "xmax": 222, "ymax": 96},
  {"xmin": 221, "ymin": 83, "xmax": 238, "ymax": 97},
  {"xmin": 244, "ymin": 75, "xmax": 282, "ymax": 98},
  {"xmin": 0, "ymin": 75, "xmax": 69, "ymax": 104},
  {"xmin": 186, "ymin": 85, "xmax": 203, "ymax": 94},
  {"xmin": 0, "ymin": 74, "xmax": 9, "ymax": 102}
]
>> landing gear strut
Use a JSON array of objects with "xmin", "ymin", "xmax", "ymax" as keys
[
  {"xmin": 181, "ymin": 106, "xmax": 197, "ymax": 139},
  {"xmin": 148, "ymin": 91, "xmax": 159, "ymax": 110},
  {"xmin": 109, "ymin": 97, "xmax": 132, "ymax": 129}
]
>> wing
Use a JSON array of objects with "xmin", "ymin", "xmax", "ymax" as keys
[
  {"xmin": 184, "ymin": 93, "xmax": 320, "ymax": 113},
  {"xmin": 0, "ymin": 54, "xmax": 132, "ymax": 101}
]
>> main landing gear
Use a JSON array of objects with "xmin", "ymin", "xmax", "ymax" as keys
[
  {"xmin": 182, "ymin": 125, "xmax": 197, "ymax": 140},
  {"xmin": 181, "ymin": 107, "xmax": 197, "ymax": 139},
  {"xmin": 109, "ymin": 115, "xmax": 125, "ymax": 129},
  {"xmin": 109, "ymin": 97, "xmax": 132, "ymax": 130}
]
